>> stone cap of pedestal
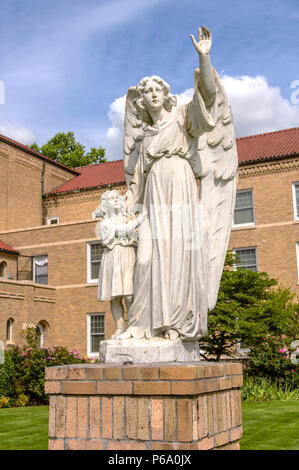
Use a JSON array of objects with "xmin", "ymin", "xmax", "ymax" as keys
[{"xmin": 45, "ymin": 362, "xmax": 243, "ymax": 396}]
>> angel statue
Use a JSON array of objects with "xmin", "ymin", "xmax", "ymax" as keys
[{"xmin": 118, "ymin": 26, "xmax": 238, "ymax": 342}]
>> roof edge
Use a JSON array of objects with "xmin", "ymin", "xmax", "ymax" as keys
[
  {"xmin": 239, "ymin": 152, "xmax": 299, "ymax": 166},
  {"xmin": 0, "ymin": 247, "xmax": 19, "ymax": 255},
  {"xmin": 0, "ymin": 134, "xmax": 80, "ymax": 175},
  {"xmin": 44, "ymin": 180, "xmax": 126, "ymax": 197},
  {"xmin": 236, "ymin": 126, "xmax": 299, "ymax": 141}
]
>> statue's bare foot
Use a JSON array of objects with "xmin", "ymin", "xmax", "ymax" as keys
[
  {"xmin": 164, "ymin": 329, "xmax": 179, "ymax": 341},
  {"xmin": 118, "ymin": 329, "xmax": 133, "ymax": 340},
  {"xmin": 111, "ymin": 328, "xmax": 126, "ymax": 340}
]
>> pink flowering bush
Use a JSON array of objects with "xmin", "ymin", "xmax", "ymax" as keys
[
  {"xmin": 1, "ymin": 327, "xmax": 95, "ymax": 406},
  {"xmin": 246, "ymin": 334, "xmax": 299, "ymax": 388}
]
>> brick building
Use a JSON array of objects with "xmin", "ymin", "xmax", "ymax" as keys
[{"xmin": 1, "ymin": 127, "xmax": 299, "ymax": 357}]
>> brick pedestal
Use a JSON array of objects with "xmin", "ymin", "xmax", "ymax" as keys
[{"xmin": 45, "ymin": 362, "xmax": 243, "ymax": 450}]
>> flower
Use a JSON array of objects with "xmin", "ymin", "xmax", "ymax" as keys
[
  {"xmin": 291, "ymin": 369, "xmax": 294, "ymax": 373},
  {"xmin": 281, "ymin": 334, "xmax": 286, "ymax": 339}
]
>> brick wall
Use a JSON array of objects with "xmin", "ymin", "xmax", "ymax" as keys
[
  {"xmin": 44, "ymin": 184, "xmax": 126, "ymax": 224},
  {"xmin": 0, "ymin": 252, "xmax": 17, "ymax": 280},
  {"xmin": 0, "ymin": 141, "xmax": 76, "ymax": 231},
  {"xmin": 0, "ymin": 279, "xmax": 55, "ymax": 347},
  {"xmin": 46, "ymin": 362, "xmax": 243, "ymax": 450},
  {"xmin": 230, "ymin": 159, "xmax": 299, "ymax": 292}
]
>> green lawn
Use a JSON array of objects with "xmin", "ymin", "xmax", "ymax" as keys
[
  {"xmin": 240, "ymin": 400, "xmax": 299, "ymax": 450},
  {"xmin": 0, "ymin": 406, "xmax": 49, "ymax": 450},
  {"xmin": 0, "ymin": 401, "xmax": 298, "ymax": 450}
]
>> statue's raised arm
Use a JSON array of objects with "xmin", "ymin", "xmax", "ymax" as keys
[{"xmin": 191, "ymin": 26, "xmax": 216, "ymax": 107}]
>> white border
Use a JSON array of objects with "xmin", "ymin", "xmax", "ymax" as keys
[
  {"xmin": 87, "ymin": 313, "xmax": 105, "ymax": 357},
  {"xmin": 296, "ymin": 243, "xmax": 299, "ymax": 281},
  {"xmin": 36, "ymin": 323, "xmax": 44, "ymax": 347},
  {"xmin": 232, "ymin": 188, "xmax": 255, "ymax": 228},
  {"xmin": 87, "ymin": 241, "xmax": 101, "ymax": 283},
  {"xmin": 292, "ymin": 183, "xmax": 299, "ymax": 221},
  {"xmin": 47, "ymin": 217, "xmax": 60, "ymax": 225},
  {"xmin": 32, "ymin": 255, "xmax": 48, "ymax": 283}
]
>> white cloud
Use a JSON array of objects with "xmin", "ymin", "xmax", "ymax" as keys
[
  {"xmin": 104, "ymin": 75, "xmax": 299, "ymax": 160},
  {"xmin": 0, "ymin": 123, "xmax": 36, "ymax": 145},
  {"xmin": 104, "ymin": 95, "xmax": 126, "ymax": 161},
  {"xmin": 221, "ymin": 75, "xmax": 299, "ymax": 137}
]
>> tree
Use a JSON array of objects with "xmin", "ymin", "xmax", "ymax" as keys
[
  {"xmin": 30, "ymin": 132, "xmax": 106, "ymax": 168},
  {"xmin": 201, "ymin": 252, "xmax": 299, "ymax": 361}
]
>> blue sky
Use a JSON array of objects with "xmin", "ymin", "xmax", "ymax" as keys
[{"xmin": 0, "ymin": 0, "xmax": 298, "ymax": 160}]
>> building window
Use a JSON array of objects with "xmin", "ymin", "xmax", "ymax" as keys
[
  {"xmin": 296, "ymin": 244, "xmax": 299, "ymax": 280},
  {"xmin": 237, "ymin": 341, "xmax": 251, "ymax": 355},
  {"xmin": 33, "ymin": 255, "xmax": 48, "ymax": 284},
  {"xmin": 36, "ymin": 320, "xmax": 49, "ymax": 347},
  {"xmin": 36, "ymin": 323, "xmax": 44, "ymax": 347},
  {"xmin": 92, "ymin": 210, "xmax": 101, "ymax": 219},
  {"xmin": 87, "ymin": 314, "xmax": 105, "ymax": 356},
  {"xmin": 0, "ymin": 261, "xmax": 6, "ymax": 277},
  {"xmin": 47, "ymin": 217, "xmax": 59, "ymax": 225},
  {"xmin": 6, "ymin": 318, "xmax": 14, "ymax": 342},
  {"xmin": 234, "ymin": 247, "xmax": 257, "ymax": 271},
  {"xmin": 233, "ymin": 189, "xmax": 255, "ymax": 226},
  {"xmin": 87, "ymin": 243, "xmax": 103, "ymax": 283},
  {"xmin": 292, "ymin": 183, "xmax": 299, "ymax": 220}
]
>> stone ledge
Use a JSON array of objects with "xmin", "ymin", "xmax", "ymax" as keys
[
  {"xmin": 45, "ymin": 363, "xmax": 243, "ymax": 396},
  {"xmin": 45, "ymin": 375, "xmax": 243, "ymax": 396},
  {"xmin": 45, "ymin": 362, "xmax": 242, "ymax": 382}
]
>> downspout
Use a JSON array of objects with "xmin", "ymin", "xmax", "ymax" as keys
[{"xmin": 41, "ymin": 159, "xmax": 46, "ymax": 224}]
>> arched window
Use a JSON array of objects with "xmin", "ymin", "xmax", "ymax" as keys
[
  {"xmin": 36, "ymin": 324, "xmax": 44, "ymax": 347},
  {"xmin": 6, "ymin": 318, "xmax": 14, "ymax": 342},
  {"xmin": 0, "ymin": 261, "xmax": 6, "ymax": 277},
  {"xmin": 36, "ymin": 321, "xmax": 50, "ymax": 347}
]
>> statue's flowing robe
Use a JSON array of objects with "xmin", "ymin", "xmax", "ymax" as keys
[{"xmin": 126, "ymin": 85, "xmax": 218, "ymax": 341}]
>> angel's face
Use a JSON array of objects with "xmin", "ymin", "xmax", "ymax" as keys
[{"xmin": 142, "ymin": 79, "xmax": 165, "ymax": 112}]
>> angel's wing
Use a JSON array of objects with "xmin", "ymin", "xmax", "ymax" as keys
[
  {"xmin": 123, "ymin": 87, "xmax": 146, "ymax": 187},
  {"xmin": 196, "ymin": 69, "xmax": 238, "ymax": 312}
]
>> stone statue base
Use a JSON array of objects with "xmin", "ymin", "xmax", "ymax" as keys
[
  {"xmin": 99, "ymin": 337, "xmax": 201, "ymax": 363},
  {"xmin": 45, "ymin": 362, "xmax": 243, "ymax": 450}
]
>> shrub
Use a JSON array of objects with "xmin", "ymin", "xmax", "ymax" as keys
[
  {"xmin": 0, "ymin": 327, "xmax": 96, "ymax": 407},
  {"xmin": 201, "ymin": 253, "xmax": 299, "ymax": 361},
  {"xmin": 0, "ymin": 396, "xmax": 10, "ymax": 408},
  {"xmin": 241, "ymin": 376, "xmax": 299, "ymax": 402},
  {"xmin": 0, "ymin": 351, "xmax": 16, "ymax": 398},
  {"xmin": 245, "ymin": 334, "xmax": 299, "ymax": 388}
]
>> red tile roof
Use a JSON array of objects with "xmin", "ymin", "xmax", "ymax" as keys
[
  {"xmin": 0, "ymin": 240, "xmax": 19, "ymax": 255},
  {"xmin": 47, "ymin": 160, "xmax": 126, "ymax": 195},
  {"xmin": 45, "ymin": 127, "xmax": 299, "ymax": 195},
  {"xmin": 237, "ymin": 127, "xmax": 299, "ymax": 165},
  {"xmin": 0, "ymin": 133, "xmax": 79, "ymax": 175}
]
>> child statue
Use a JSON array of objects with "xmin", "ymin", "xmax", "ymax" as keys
[{"xmin": 96, "ymin": 190, "xmax": 147, "ymax": 340}]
